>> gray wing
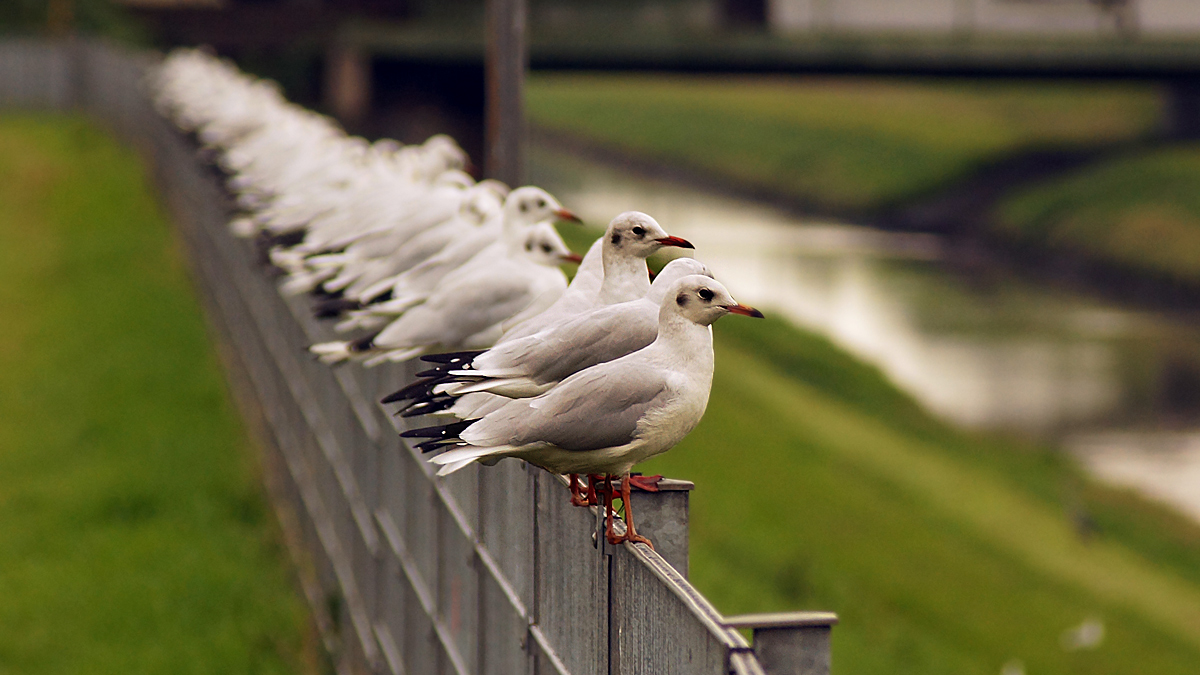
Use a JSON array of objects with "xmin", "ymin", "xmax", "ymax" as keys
[{"xmin": 462, "ymin": 362, "xmax": 669, "ymax": 452}]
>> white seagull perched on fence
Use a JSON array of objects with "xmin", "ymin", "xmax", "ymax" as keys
[
  {"xmin": 383, "ymin": 257, "xmax": 714, "ymax": 417},
  {"xmin": 309, "ymin": 221, "xmax": 579, "ymax": 365},
  {"xmin": 401, "ymin": 275, "xmax": 763, "ymax": 548}
]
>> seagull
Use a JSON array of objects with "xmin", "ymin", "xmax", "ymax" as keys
[
  {"xmin": 497, "ymin": 211, "xmax": 691, "ymax": 343},
  {"xmin": 309, "ymin": 221, "xmax": 577, "ymax": 365},
  {"xmin": 333, "ymin": 186, "xmax": 582, "ymax": 332},
  {"xmin": 399, "ymin": 275, "xmax": 764, "ymax": 547},
  {"xmin": 383, "ymin": 257, "xmax": 714, "ymax": 418}
]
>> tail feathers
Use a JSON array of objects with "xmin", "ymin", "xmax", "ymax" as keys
[
  {"xmin": 280, "ymin": 269, "xmax": 335, "ymax": 296},
  {"xmin": 430, "ymin": 445, "xmax": 515, "ymax": 475},
  {"xmin": 443, "ymin": 377, "xmax": 527, "ymax": 397},
  {"xmin": 229, "ymin": 216, "xmax": 259, "ymax": 238},
  {"xmin": 364, "ymin": 346, "xmax": 425, "ymax": 367},
  {"xmin": 438, "ymin": 457, "xmax": 485, "ymax": 475},
  {"xmin": 309, "ymin": 341, "xmax": 352, "ymax": 364}
]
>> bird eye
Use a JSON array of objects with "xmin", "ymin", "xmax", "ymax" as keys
[
  {"xmin": 632, "ymin": 226, "xmax": 646, "ymax": 236},
  {"xmin": 698, "ymin": 288, "xmax": 714, "ymax": 301},
  {"xmin": 537, "ymin": 199, "xmax": 546, "ymax": 208},
  {"xmin": 541, "ymin": 244, "xmax": 552, "ymax": 253}
]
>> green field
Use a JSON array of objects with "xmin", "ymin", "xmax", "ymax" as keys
[
  {"xmin": 527, "ymin": 74, "xmax": 1160, "ymax": 212},
  {"xmin": 996, "ymin": 144, "xmax": 1200, "ymax": 283},
  {"xmin": 0, "ymin": 114, "xmax": 314, "ymax": 673},
  {"xmin": 644, "ymin": 317, "xmax": 1200, "ymax": 675}
]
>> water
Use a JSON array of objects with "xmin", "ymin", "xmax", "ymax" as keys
[{"xmin": 529, "ymin": 144, "xmax": 1200, "ymax": 521}]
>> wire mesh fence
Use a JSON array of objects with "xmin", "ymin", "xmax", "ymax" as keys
[{"xmin": 0, "ymin": 38, "xmax": 834, "ymax": 675}]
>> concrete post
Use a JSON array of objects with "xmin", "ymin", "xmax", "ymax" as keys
[
  {"xmin": 627, "ymin": 478, "xmax": 694, "ymax": 577},
  {"xmin": 725, "ymin": 612, "xmax": 839, "ymax": 675},
  {"xmin": 485, "ymin": 0, "xmax": 526, "ymax": 186}
]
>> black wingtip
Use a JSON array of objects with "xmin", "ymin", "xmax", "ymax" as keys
[
  {"xmin": 420, "ymin": 349, "xmax": 487, "ymax": 365},
  {"xmin": 399, "ymin": 419, "xmax": 476, "ymax": 441},
  {"xmin": 348, "ymin": 330, "xmax": 381, "ymax": 353}
]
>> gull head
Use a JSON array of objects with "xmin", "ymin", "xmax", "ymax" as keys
[
  {"xmin": 459, "ymin": 184, "xmax": 505, "ymax": 225},
  {"xmin": 421, "ymin": 134, "xmax": 469, "ymax": 173},
  {"xmin": 504, "ymin": 186, "xmax": 581, "ymax": 228},
  {"xmin": 606, "ymin": 212, "xmax": 693, "ymax": 259},
  {"xmin": 666, "ymin": 275, "xmax": 764, "ymax": 327},
  {"xmin": 521, "ymin": 221, "xmax": 578, "ymax": 267}
]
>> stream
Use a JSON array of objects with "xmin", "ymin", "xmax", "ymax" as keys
[{"xmin": 529, "ymin": 143, "xmax": 1200, "ymax": 523}]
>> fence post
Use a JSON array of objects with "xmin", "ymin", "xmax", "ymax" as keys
[
  {"xmin": 484, "ymin": 0, "xmax": 526, "ymax": 186},
  {"xmin": 625, "ymin": 478, "xmax": 694, "ymax": 578},
  {"xmin": 724, "ymin": 612, "xmax": 839, "ymax": 675}
]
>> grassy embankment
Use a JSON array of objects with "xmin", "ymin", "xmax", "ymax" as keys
[
  {"xmin": 527, "ymin": 73, "xmax": 1160, "ymax": 212},
  {"xmin": 0, "ymin": 114, "xmax": 314, "ymax": 673},
  {"xmin": 996, "ymin": 146, "xmax": 1200, "ymax": 284},
  {"xmin": 549, "ymin": 140, "xmax": 1200, "ymax": 675},
  {"xmin": 529, "ymin": 74, "xmax": 1200, "ymax": 286}
]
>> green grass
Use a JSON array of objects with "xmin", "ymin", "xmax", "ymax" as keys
[
  {"xmin": 0, "ymin": 114, "xmax": 315, "ymax": 674},
  {"xmin": 996, "ymin": 144, "xmax": 1200, "ymax": 283},
  {"xmin": 634, "ymin": 316, "xmax": 1200, "ymax": 675},
  {"xmin": 526, "ymin": 74, "xmax": 1160, "ymax": 212}
]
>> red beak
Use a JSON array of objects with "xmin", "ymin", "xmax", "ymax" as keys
[
  {"xmin": 655, "ymin": 235, "xmax": 694, "ymax": 249},
  {"xmin": 560, "ymin": 253, "xmax": 584, "ymax": 264},
  {"xmin": 725, "ymin": 304, "xmax": 764, "ymax": 318},
  {"xmin": 554, "ymin": 208, "xmax": 583, "ymax": 224}
]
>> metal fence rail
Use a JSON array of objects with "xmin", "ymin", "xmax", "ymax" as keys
[{"xmin": 0, "ymin": 38, "xmax": 836, "ymax": 675}]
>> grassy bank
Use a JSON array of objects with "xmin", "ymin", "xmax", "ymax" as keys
[
  {"xmin": 647, "ymin": 317, "xmax": 1200, "ymax": 675},
  {"xmin": 0, "ymin": 114, "xmax": 314, "ymax": 673},
  {"xmin": 995, "ymin": 145, "xmax": 1200, "ymax": 284},
  {"xmin": 526, "ymin": 74, "xmax": 1159, "ymax": 212},
  {"xmin": 554, "ymin": 223, "xmax": 1200, "ymax": 675}
]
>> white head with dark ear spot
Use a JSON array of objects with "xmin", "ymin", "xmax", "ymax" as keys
[
  {"xmin": 664, "ymin": 275, "xmax": 764, "ymax": 327},
  {"xmin": 647, "ymin": 258, "xmax": 713, "ymax": 303},
  {"xmin": 460, "ymin": 184, "xmax": 505, "ymax": 225},
  {"xmin": 604, "ymin": 211, "xmax": 693, "ymax": 259},
  {"xmin": 520, "ymin": 221, "xmax": 575, "ymax": 267},
  {"xmin": 503, "ymin": 186, "xmax": 581, "ymax": 231}
]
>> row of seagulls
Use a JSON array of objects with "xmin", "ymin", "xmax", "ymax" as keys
[{"xmin": 152, "ymin": 47, "xmax": 764, "ymax": 549}]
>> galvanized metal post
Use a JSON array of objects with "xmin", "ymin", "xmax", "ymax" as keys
[
  {"xmin": 626, "ymin": 478, "xmax": 694, "ymax": 578},
  {"xmin": 485, "ymin": 0, "xmax": 526, "ymax": 186},
  {"xmin": 725, "ymin": 612, "xmax": 839, "ymax": 675}
]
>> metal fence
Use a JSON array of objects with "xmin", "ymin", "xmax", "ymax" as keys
[{"xmin": 0, "ymin": 38, "xmax": 836, "ymax": 675}]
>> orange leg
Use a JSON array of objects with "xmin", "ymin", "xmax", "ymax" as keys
[
  {"xmin": 628, "ymin": 474, "xmax": 662, "ymax": 492},
  {"xmin": 568, "ymin": 474, "xmax": 590, "ymax": 507},
  {"xmin": 604, "ymin": 473, "xmax": 655, "ymax": 550}
]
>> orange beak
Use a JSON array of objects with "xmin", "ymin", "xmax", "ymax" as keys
[
  {"xmin": 554, "ymin": 208, "xmax": 583, "ymax": 224},
  {"xmin": 560, "ymin": 253, "xmax": 584, "ymax": 264},
  {"xmin": 725, "ymin": 304, "xmax": 764, "ymax": 318},
  {"xmin": 655, "ymin": 235, "xmax": 694, "ymax": 249}
]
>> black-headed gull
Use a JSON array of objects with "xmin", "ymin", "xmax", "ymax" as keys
[
  {"xmin": 401, "ymin": 275, "xmax": 763, "ymax": 547},
  {"xmin": 383, "ymin": 257, "xmax": 713, "ymax": 417},
  {"xmin": 309, "ymin": 221, "xmax": 577, "ymax": 365}
]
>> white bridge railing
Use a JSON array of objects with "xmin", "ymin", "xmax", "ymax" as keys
[{"xmin": 0, "ymin": 37, "xmax": 836, "ymax": 675}]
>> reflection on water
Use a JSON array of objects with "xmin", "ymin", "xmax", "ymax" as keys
[{"xmin": 530, "ymin": 144, "xmax": 1200, "ymax": 520}]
